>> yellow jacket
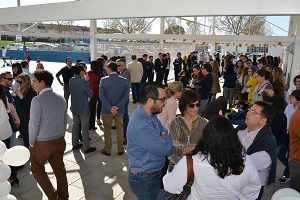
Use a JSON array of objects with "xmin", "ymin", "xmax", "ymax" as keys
[{"xmin": 246, "ymin": 77, "xmax": 258, "ymax": 101}]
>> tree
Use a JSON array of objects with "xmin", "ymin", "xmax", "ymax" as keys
[
  {"xmin": 215, "ymin": 16, "xmax": 272, "ymax": 36},
  {"xmin": 101, "ymin": 18, "xmax": 152, "ymax": 34},
  {"xmin": 50, "ymin": 21, "xmax": 72, "ymax": 46},
  {"xmin": 164, "ymin": 25, "xmax": 185, "ymax": 34}
]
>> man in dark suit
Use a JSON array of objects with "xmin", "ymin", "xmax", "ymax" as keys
[
  {"xmin": 100, "ymin": 62, "xmax": 129, "ymax": 156},
  {"xmin": 69, "ymin": 65, "xmax": 96, "ymax": 154},
  {"xmin": 140, "ymin": 54, "xmax": 148, "ymax": 85},
  {"xmin": 173, "ymin": 52, "xmax": 183, "ymax": 81},
  {"xmin": 146, "ymin": 55, "xmax": 155, "ymax": 82},
  {"xmin": 154, "ymin": 53, "xmax": 164, "ymax": 83},
  {"xmin": 191, "ymin": 51, "xmax": 198, "ymax": 66}
]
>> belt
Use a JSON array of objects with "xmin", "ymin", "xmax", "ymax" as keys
[{"xmin": 130, "ymin": 170, "xmax": 159, "ymax": 175}]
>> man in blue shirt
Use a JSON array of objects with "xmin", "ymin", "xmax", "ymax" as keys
[
  {"xmin": 246, "ymin": 59, "xmax": 259, "ymax": 71},
  {"xmin": 127, "ymin": 82, "xmax": 173, "ymax": 200}
]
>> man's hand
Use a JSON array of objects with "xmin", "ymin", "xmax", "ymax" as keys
[{"xmin": 110, "ymin": 106, "xmax": 118, "ymax": 115}]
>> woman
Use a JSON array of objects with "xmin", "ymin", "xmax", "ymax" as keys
[
  {"xmin": 233, "ymin": 60, "xmax": 243, "ymax": 105},
  {"xmin": 210, "ymin": 61, "xmax": 221, "ymax": 101},
  {"xmin": 15, "ymin": 73, "xmax": 37, "ymax": 148},
  {"xmin": 223, "ymin": 63, "xmax": 236, "ymax": 108},
  {"xmin": 241, "ymin": 67, "xmax": 250, "ymax": 101},
  {"xmin": 272, "ymin": 67, "xmax": 285, "ymax": 112},
  {"xmin": 157, "ymin": 81, "xmax": 183, "ymax": 131},
  {"xmin": 246, "ymin": 68, "xmax": 257, "ymax": 101},
  {"xmin": 168, "ymin": 90, "xmax": 208, "ymax": 171},
  {"xmin": 88, "ymin": 60, "xmax": 102, "ymax": 130},
  {"xmin": 0, "ymin": 84, "xmax": 19, "ymax": 187},
  {"xmin": 163, "ymin": 115, "xmax": 261, "ymax": 199},
  {"xmin": 11, "ymin": 62, "xmax": 23, "ymax": 93},
  {"xmin": 286, "ymin": 75, "xmax": 300, "ymax": 104},
  {"xmin": 36, "ymin": 62, "xmax": 44, "ymax": 70},
  {"xmin": 251, "ymin": 69, "xmax": 273, "ymax": 102},
  {"xmin": 191, "ymin": 64, "xmax": 203, "ymax": 85}
]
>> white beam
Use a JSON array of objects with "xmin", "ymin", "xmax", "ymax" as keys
[
  {"xmin": 0, "ymin": 0, "xmax": 300, "ymax": 24},
  {"xmin": 90, "ymin": 20, "xmax": 97, "ymax": 61}
]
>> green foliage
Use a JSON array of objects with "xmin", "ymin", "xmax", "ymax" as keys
[{"xmin": 164, "ymin": 25, "xmax": 185, "ymax": 34}]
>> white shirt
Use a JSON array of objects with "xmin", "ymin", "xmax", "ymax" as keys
[
  {"xmin": 284, "ymin": 104, "xmax": 296, "ymax": 129},
  {"xmin": 2, "ymin": 49, "xmax": 7, "ymax": 57},
  {"xmin": 238, "ymin": 128, "xmax": 272, "ymax": 186},
  {"xmin": 163, "ymin": 154, "xmax": 260, "ymax": 200}
]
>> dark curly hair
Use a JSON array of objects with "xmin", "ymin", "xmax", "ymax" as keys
[{"xmin": 192, "ymin": 115, "xmax": 246, "ymax": 178}]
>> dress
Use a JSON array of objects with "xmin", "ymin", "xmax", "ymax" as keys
[
  {"xmin": 211, "ymin": 72, "xmax": 221, "ymax": 94},
  {"xmin": 168, "ymin": 116, "xmax": 208, "ymax": 164},
  {"xmin": 163, "ymin": 154, "xmax": 260, "ymax": 200}
]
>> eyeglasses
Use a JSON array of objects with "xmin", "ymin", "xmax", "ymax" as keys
[
  {"xmin": 17, "ymin": 80, "xmax": 23, "ymax": 84},
  {"xmin": 188, "ymin": 103, "xmax": 201, "ymax": 108},
  {"xmin": 248, "ymin": 109, "xmax": 264, "ymax": 118},
  {"xmin": 153, "ymin": 97, "xmax": 167, "ymax": 103},
  {"xmin": 4, "ymin": 78, "xmax": 14, "ymax": 81}
]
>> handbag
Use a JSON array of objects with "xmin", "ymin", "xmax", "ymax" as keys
[
  {"xmin": 8, "ymin": 112, "xmax": 18, "ymax": 132},
  {"xmin": 157, "ymin": 156, "xmax": 194, "ymax": 200}
]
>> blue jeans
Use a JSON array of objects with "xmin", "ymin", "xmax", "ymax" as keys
[
  {"xmin": 128, "ymin": 170, "xmax": 162, "ymax": 200},
  {"xmin": 277, "ymin": 142, "xmax": 290, "ymax": 177},
  {"xmin": 123, "ymin": 99, "xmax": 129, "ymax": 138},
  {"xmin": 131, "ymin": 82, "xmax": 141, "ymax": 103}
]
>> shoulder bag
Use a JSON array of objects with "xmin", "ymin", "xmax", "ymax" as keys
[{"xmin": 157, "ymin": 156, "xmax": 194, "ymax": 200}]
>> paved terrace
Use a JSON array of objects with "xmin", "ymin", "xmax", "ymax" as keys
[{"xmin": 0, "ymin": 61, "xmax": 290, "ymax": 200}]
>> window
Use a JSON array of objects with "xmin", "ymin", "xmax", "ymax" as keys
[{"xmin": 247, "ymin": 46, "xmax": 268, "ymax": 53}]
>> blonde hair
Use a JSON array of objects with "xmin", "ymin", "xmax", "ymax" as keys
[
  {"xmin": 273, "ymin": 67, "xmax": 285, "ymax": 89},
  {"xmin": 17, "ymin": 73, "xmax": 32, "ymax": 95},
  {"xmin": 165, "ymin": 81, "xmax": 183, "ymax": 98}
]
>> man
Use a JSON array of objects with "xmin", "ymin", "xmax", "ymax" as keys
[
  {"xmin": 246, "ymin": 58, "xmax": 259, "ymax": 71},
  {"xmin": 259, "ymin": 89, "xmax": 290, "ymax": 183},
  {"xmin": 288, "ymin": 89, "xmax": 300, "ymax": 192},
  {"xmin": 199, "ymin": 50, "xmax": 205, "ymax": 67},
  {"xmin": 240, "ymin": 55, "xmax": 248, "ymax": 68},
  {"xmin": 69, "ymin": 65, "xmax": 96, "ymax": 154},
  {"xmin": 191, "ymin": 51, "xmax": 198, "ymax": 66},
  {"xmin": 127, "ymin": 55, "xmax": 143, "ymax": 103},
  {"xmin": 21, "ymin": 60, "xmax": 33, "ymax": 79},
  {"xmin": 100, "ymin": 62, "xmax": 129, "ymax": 156},
  {"xmin": 146, "ymin": 55, "xmax": 155, "ymax": 82},
  {"xmin": 154, "ymin": 53, "xmax": 164, "ymax": 83},
  {"xmin": 192, "ymin": 63, "xmax": 214, "ymax": 115},
  {"xmin": 56, "ymin": 57, "xmax": 74, "ymax": 107},
  {"xmin": 29, "ymin": 70, "xmax": 69, "ymax": 200},
  {"xmin": 1, "ymin": 46, "xmax": 10, "ymax": 67},
  {"xmin": 173, "ymin": 52, "xmax": 182, "ymax": 81},
  {"xmin": 257, "ymin": 58, "xmax": 267, "ymax": 69},
  {"xmin": 235, "ymin": 101, "xmax": 277, "ymax": 200},
  {"xmin": 116, "ymin": 58, "xmax": 131, "ymax": 145},
  {"xmin": 163, "ymin": 53, "xmax": 170, "ymax": 86},
  {"xmin": 140, "ymin": 54, "xmax": 148, "ymax": 85},
  {"xmin": 127, "ymin": 82, "xmax": 173, "ymax": 199}
]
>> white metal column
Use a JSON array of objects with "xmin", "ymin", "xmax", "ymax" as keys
[
  {"xmin": 90, "ymin": 19, "xmax": 97, "ymax": 61},
  {"xmin": 289, "ymin": 16, "xmax": 300, "ymax": 88}
]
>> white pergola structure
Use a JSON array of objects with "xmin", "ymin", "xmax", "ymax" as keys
[{"xmin": 0, "ymin": 0, "xmax": 299, "ymax": 88}]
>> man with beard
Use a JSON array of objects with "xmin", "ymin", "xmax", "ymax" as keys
[{"xmin": 127, "ymin": 82, "xmax": 173, "ymax": 200}]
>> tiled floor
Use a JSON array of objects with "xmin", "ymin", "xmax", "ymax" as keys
[
  {"xmin": 11, "ymin": 101, "xmax": 290, "ymax": 200},
  {"xmin": 4, "ymin": 62, "xmax": 291, "ymax": 200}
]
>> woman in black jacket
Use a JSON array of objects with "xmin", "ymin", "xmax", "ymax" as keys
[{"xmin": 15, "ymin": 73, "xmax": 37, "ymax": 148}]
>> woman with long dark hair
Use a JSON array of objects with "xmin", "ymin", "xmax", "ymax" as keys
[
  {"xmin": 0, "ymin": 84, "xmax": 19, "ymax": 187},
  {"xmin": 223, "ymin": 63, "xmax": 237, "ymax": 108},
  {"xmin": 163, "ymin": 115, "xmax": 260, "ymax": 199}
]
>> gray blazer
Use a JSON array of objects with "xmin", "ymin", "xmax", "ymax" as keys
[
  {"xmin": 99, "ymin": 73, "xmax": 129, "ymax": 114},
  {"xmin": 69, "ymin": 74, "xmax": 93, "ymax": 115},
  {"xmin": 120, "ymin": 68, "xmax": 131, "ymax": 86}
]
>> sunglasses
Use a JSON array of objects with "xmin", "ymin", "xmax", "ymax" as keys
[
  {"xmin": 188, "ymin": 103, "xmax": 201, "ymax": 108},
  {"xmin": 17, "ymin": 80, "xmax": 23, "ymax": 84},
  {"xmin": 4, "ymin": 78, "xmax": 14, "ymax": 81}
]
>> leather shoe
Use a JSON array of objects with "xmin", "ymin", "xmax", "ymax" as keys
[
  {"xmin": 101, "ymin": 149, "xmax": 110, "ymax": 156},
  {"xmin": 111, "ymin": 125, "xmax": 116, "ymax": 129},
  {"xmin": 72, "ymin": 143, "xmax": 83, "ymax": 150},
  {"xmin": 84, "ymin": 147, "xmax": 96, "ymax": 154},
  {"xmin": 118, "ymin": 151, "xmax": 125, "ymax": 156},
  {"xmin": 89, "ymin": 127, "xmax": 97, "ymax": 130}
]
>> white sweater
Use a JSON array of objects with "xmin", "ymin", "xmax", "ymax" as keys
[{"xmin": 127, "ymin": 60, "xmax": 143, "ymax": 83}]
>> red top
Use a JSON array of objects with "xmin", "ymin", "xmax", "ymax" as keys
[{"xmin": 88, "ymin": 71, "xmax": 101, "ymax": 97}]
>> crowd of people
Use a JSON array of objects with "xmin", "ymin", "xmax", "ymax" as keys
[{"xmin": 0, "ymin": 50, "xmax": 299, "ymax": 200}]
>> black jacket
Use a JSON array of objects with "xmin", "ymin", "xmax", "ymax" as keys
[{"xmin": 235, "ymin": 124, "xmax": 277, "ymax": 185}]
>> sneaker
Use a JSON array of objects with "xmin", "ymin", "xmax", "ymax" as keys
[{"xmin": 278, "ymin": 176, "xmax": 290, "ymax": 183}]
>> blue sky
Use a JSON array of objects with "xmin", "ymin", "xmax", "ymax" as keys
[{"xmin": 0, "ymin": 0, "xmax": 290, "ymax": 36}]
